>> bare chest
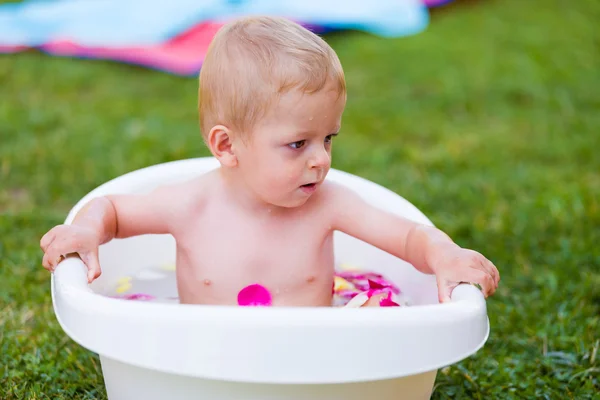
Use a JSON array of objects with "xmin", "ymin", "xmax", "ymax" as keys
[{"xmin": 174, "ymin": 209, "xmax": 335, "ymax": 306}]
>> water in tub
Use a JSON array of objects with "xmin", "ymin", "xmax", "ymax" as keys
[{"xmin": 107, "ymin": 263, "xmax": 412, "ymax": 307}]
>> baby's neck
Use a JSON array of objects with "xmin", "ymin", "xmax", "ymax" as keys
[{"xmin": 217, "ymin": 167, "xmax": 287, "ymax": 216}]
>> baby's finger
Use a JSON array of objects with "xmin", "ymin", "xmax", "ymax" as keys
[
  {"xmin": 44, "ymin": 244, "xmax": 66, "ymax": 269},
  {"xmin": 40, "ymin": 229, "xmax": 57, "ymax": 252},
  {"xmin": 467, "ymin": 268, "xmax": 495, "ymax": 297},
  {"xmin": 42, "ymin": 252, "xmax": 53, "ymax": 271},
  {"xmin": 48, "ymin": 237, "xmax": 78, "ymax": 262},
  {"xmin": 436, "ymin": 277, "xmax": 458, "ymax": 303},
  {"xmin": 477, "ymin": 259, "xmax": 498, "ymax": 290},
  {"xmin": 487, "ymin": 260, "xmax": 500, "ymax": 286},
  {"xmin": 83, "ymin": 252, "xmax": 102, "ymax": 283}
]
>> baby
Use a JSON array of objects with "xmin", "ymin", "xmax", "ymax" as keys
[{"xmin": 40, "ymin": 16, "xmax": 499, "ymax": 307}]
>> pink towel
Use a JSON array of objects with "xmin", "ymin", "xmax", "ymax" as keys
[{"xmin": 39, "ymin": 22, "xmax": 223, "ymax": 76}]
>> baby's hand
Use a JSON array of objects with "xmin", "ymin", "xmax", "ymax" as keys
[
  {"xmin": 40, "ymin": 224, "xmax": 102, "ymax": 283},
  {"xmin": 428, "ymin": 244, "xmax": 500, "ymax": 303}
]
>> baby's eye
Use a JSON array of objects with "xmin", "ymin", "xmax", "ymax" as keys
[
  {"xmin": 288, "ymin": 140, "xmax": 306, "ymax": 149},
  {"xmin": 325, "ymin": 134, "xmax": 337, "ymax": 144}
]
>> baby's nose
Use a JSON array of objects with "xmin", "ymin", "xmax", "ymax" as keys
[{"xmin": 309, "ymin": 147, "xmax": 331, "ymax": 169}]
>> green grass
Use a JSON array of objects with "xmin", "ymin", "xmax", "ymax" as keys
[{"xmin": 1, "ymin": 0, "xmax": 599, "ymax": 398}]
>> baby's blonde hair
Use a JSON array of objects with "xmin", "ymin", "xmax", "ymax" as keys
[{"xmin": 198, "ymin": 16, "xmax": 346, "ymax": 140}]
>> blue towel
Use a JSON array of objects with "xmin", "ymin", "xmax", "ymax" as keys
[{"xmin": 0, "ymin": 0, "xmax": 428, "ymax": 47}]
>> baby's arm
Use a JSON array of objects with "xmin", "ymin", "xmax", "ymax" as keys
[
  {"xmin": 327, "ymin": 183, "xmax": 499, "ymax": 302},
  {"xmin": 41, "ymin": 183, "xmax": 188, "ymax": 282}
]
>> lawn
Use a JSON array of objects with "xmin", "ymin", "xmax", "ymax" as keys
[{"xmin": 1, "ymin": 0, "xmax": 599, "ymax": 398}]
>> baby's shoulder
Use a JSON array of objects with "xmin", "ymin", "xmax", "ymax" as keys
[
  {"xmin": 311, "ymin": 179, "xmax": 367, "ymax": 216},
  {"xmin": 317, "ymin": 180, "xmax": 356, "ymax": 203},
  {"xmin": 152, "ymin": 171, "xmax": 220, "ymax": 235},
  {"xmin": 308, "ymin": 180, "xmax": 350, "ymax": 212},
  {"xmin": 156, "ymin": 171, "xmax": 215, "ymax": 214}
]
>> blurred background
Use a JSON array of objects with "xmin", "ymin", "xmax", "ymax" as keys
[{"xmin": 0, "ymin": 0, "xmax": 598, "ymax": 398}]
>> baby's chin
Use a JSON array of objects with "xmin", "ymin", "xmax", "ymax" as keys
[
  {"xmin": 267, "ymin": 190, "xmax": 315, "ymax": 209},
  {"xmin": 271, "ymin": 197, "xmax": 310, "ymax": 209}
]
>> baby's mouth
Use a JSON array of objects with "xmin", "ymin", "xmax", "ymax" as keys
[{"xmin": 300, "ymin": 182, "xmax": 318, "ymax": 193}]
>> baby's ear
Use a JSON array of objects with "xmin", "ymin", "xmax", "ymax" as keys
[{"xmin": 207, "ymin": 125, "xmax": 237, "ymax": 167}]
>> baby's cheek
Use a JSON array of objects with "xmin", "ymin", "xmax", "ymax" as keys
[{"xmin": 276, "ymin": 166, "xmax": 301, "ymax": 187}]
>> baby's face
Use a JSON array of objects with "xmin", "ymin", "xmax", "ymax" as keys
[{"xmin": 235, "ymin": 83, "xmax": 346, "ymax": 208}]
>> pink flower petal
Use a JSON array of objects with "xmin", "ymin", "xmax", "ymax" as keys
[
  {"xmin": 346, "ymin": 282, "xmax": 366, "ymax": 292},
  {"xmin": 238, "ymin": 284, "xmax": 272, "ymax": 306},
  {"xmin": 336, "ymin": 289, "xmax": 360, "ymax": 299},
  {"xmin": 337, "ymin": 271, "xmax": 382, "ymax": 281},
  {"xmin": 111, "ymin": 293, "xmax": 155, "ymax": 301},
  {"xmin": 366, "ymin": 288, "xmax": 386, "ymax": 298},
  {"xmin": 369, "ymin": 278, "xmax": 402, "ymax": 294},
  {"xmin": 379, "ymin": 291, "xmax": 400, "ymax": 307},
  {"xmin": 368, "ymin": 279, "xmax": 388, "ymax": 289}
]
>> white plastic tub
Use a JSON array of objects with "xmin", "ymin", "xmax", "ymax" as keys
[{"xmin": 51, "ymin": 157, "xmax": 489, "ymax": 400}]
